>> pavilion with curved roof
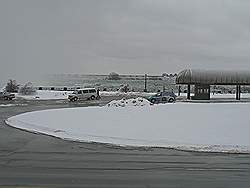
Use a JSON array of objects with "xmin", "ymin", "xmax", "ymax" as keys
[{"xmin": 176, "ymin": 69, "xmax": 250, "ymax": 100}]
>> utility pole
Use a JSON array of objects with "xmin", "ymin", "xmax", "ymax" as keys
[{"xmin": 144, "ymin": 74, "xmax": 147, "ymax": 92}]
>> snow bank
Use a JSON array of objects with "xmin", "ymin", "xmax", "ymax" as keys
[
  {"xmin": 0, "ymin": 104, "xmax": 27, "ymax": 107},
  {"xmin": 16, "ymin": 90, "xmax": 72, "ymax": 100},
  {"xmin": 106, "ymin": 97, "xmax": 152, "ymax": 107},
  {"xmin": 0, "ymin": 104, "xmax": 16, "ymax": 107},
  {"xmin": 6, "ymin": 103, "xmax": 250, "ymax": 153},
  {"xmin": 16, "ymin": 90, "xmax": 154, "ymax": 100},
  {"xmin": 100, "ymin": 91, "xmax": 155, "ymax": 97}
]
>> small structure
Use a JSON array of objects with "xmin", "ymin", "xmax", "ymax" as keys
[{"xmin": 176, "ymin": 69, "xmax": 250, "ymax": 100}]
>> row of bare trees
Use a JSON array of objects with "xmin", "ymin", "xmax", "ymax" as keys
[{"xmin": 4, "ymin": 79, "xmax": 36, "ymax": 95}]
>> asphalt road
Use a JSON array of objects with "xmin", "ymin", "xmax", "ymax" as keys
[{"xmin": 0, "ymin": 98, "xmax": 250, "ymax": 188}]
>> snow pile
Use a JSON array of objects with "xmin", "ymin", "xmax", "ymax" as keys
[
  {"xmin": 6, "ymin": 103, "xmax": 250, "ymax": 153},
  {"xmin": 106, "ymin": 97, "xmax": 152, "ymax": 107},
  {"xmin": 100, "ymin": 91, "xmax": 155, "ymax": 97}
]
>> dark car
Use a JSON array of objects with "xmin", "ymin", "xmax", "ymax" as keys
[
  {"xmin": 0, "ymin": 91, "xmax": 15, "ymax": 100},
  {"xmin": 147, "ymin": 92, "xmax": 176, "ymax": 104}
]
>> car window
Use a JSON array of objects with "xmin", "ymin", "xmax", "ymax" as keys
[
  {"xmin": 89, "ymin": 89, "xmax": 96, "ymax": 93},
  {"xmin": 82, "ymin": 90, "xmax": 88, "ymax": 94}
]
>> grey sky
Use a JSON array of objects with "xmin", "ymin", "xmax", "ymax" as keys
[{"xmin": 1, "ymin": 0, "xmax": 250, "ymax": 85}]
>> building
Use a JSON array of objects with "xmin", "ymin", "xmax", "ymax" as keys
[{"xmin": 176, "ymin": 69, "xmax": 250, "ymax": 100}]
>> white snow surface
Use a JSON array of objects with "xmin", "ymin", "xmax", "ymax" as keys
[
  {"xmin": 15, "ymin": 90, "xmax": 154, "ymax": 100},
  {"xmin": 0, "ymin": 104, "xmax": 27, "ymax": 107},
  {"xmin": 0, "ymin": 104, "xmax": 15, "ymax": 107},
  {"xmin": 6, "ymin": 103, "xmax": 250, "ymax": 153},
  {"xmin": 100, "ymin": 91, "xmax": 156, "ymax": 97},
  {"xmin": 211, "ymin": 93, "xmax": 250, "ymax": 99},
  {"xmin": 14, "ymin": 89, "xmax": 250, "ymax": 100},
  {"xmin": 16, "ymin": 90, "xmax": 72, "ymax": 100},
  {"xmin": 106, "ymin": 97, "xmax": 152, "ymax": 107}
]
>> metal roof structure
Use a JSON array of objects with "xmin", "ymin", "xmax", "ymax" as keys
[{"xmin": 176, "ymin": 69, "xmax": 250, "ymax": 85}]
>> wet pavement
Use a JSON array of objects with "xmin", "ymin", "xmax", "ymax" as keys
[{"xmin": 0, "ymin": 98, "xmax": 250, "ymax": 188}]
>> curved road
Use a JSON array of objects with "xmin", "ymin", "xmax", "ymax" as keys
[{"xmin": 0, "ymin": 99, "xmax": 250, "ymax": 188}]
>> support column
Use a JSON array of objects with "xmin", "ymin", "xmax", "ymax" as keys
[
  {"xmin": 208, "ymin": 85, "xmax": 211, "ymax": 100},
  {"xmin": 178, "ymin": 85, "xmax": 181, "ymax": 96},
  {"xmin": 144, "ymin": 74, "xmax": 147, "ymax": 92},
  {"xmin": 236, "ymin": 85, "xmax": 238, "ymax": 100},
  {"xmin": 187, "ymin": 84, "xmax": 191, "ymax": 100},
  {"xmin": 236, "ymin": 85, "xmax": 241, "ymax": 100},
  {"xmin": 239, "ymin": 85, "xmax": 241, "ymax": 100}
]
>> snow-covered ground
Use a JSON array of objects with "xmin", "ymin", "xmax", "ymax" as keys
[
  {"xmin": 211, "ymin": 93, "xmax": 250, "ymax": 99},
  {"xmin": 0, "ymin": 104, "xmax": 27, "ymax": 107},
  {"xmin": 15, "ymin": 90, "xmax": 72, "ymax": 100},
  {"xmin": 14, "ymin": 89, "xmax": 250, "ymax": 100},
  {"xmin": 100, "ymin": 91, "xmax": 155, "ymax": 97},
  {"xmin": 15, "ymin": 90, "xmax": 154, "ymax": 100},
  {"xmin": 6, "ymin": 101, "xmax": 250, "ymax": 153}
]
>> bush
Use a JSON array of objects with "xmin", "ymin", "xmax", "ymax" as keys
[
  {"xmin": 5, "ymin": 79, "xmax": 19, "ymax": 93},
  {"xmin": 19, "ymin": 82, "xmax": 36, "ymax": 95},
  {"xmin": 119, "ymin": 84, "xmax": 130, "ymax": 93},
  {"xmin": 107, "ymin": 72, "xmax": 120, "ymax": 80}
]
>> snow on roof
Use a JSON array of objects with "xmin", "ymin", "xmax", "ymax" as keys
[{"xmin": 176, "ymin": 69, "xmax": 250, "ymax": 85}]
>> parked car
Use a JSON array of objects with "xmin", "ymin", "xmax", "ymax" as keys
[
  {"xmin": 0, "ymin": 91, "xmax": 15, "ymax": 100},
  {"xmin": 68, "ymin": 88, "xmax": 99, "ymax": 102},
  {"xmin": 147, "ymin": 92, "xmax": 176, "ymax": 104}
]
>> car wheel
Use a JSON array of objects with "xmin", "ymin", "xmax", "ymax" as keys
[
  {"xmin": 90, "ymin": 95, "xmax": 95, "ymax": 100},
  {"xmin": 150, "ymin": 98, "xmax": 156, "ymax": 103},
  {"xmin": 73, "ymin": 97, "xmax": 78, "ymax": 102},
  {"xmin": 168, "ymin": 98, "xmax": 174, "ymax": 103},
  {"xmin": 3, "ymin": 96, "xmax": 8, "ymax": 100}
]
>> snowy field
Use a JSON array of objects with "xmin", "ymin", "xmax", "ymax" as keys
[
  {"xmin": 15, "ymin": 90, "xmax": 155, "ymax": 100},
  {"xmin": 6, "ymin": 100, "xmax": 250, "ymax": 153},
  {"xmin": 0, "ymin": 104, "xmax": 27, "ymax": 107},
  {"xmin": 14, "ymin": 89, "xmax": 250, "ymax": 100},
  {"xmin": 15, "ymin": 90, "xmax": 72, "ymax": 100}
]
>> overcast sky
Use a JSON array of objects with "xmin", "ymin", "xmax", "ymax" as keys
[{"xmin": 1, "ymin": 0, "xmax": 250, "ymax": 85}]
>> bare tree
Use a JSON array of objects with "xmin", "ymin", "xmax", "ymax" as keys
[
  {"xmin": 119, "ymin": 84, "xmax": 130, "ymax": 93},
  {"xmin": 5, "ymin": 79, "xmax": 19, "ymax": 93},
  {"xmin": 19, "ymin": 82, "xmax": 36, "ymax": 95}
]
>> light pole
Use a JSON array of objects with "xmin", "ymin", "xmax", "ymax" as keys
[{"xmin": 144, "ymin": 74, "xmax": 147, "ymax": 92}]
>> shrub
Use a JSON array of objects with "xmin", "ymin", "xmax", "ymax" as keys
[
  {"xmin": 19, "ymin": 82, "xmax": 36, "ymax": 95},
  {"xmin": 5, "ymin": 79, "xmax": 19, "ymax": 93}
]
